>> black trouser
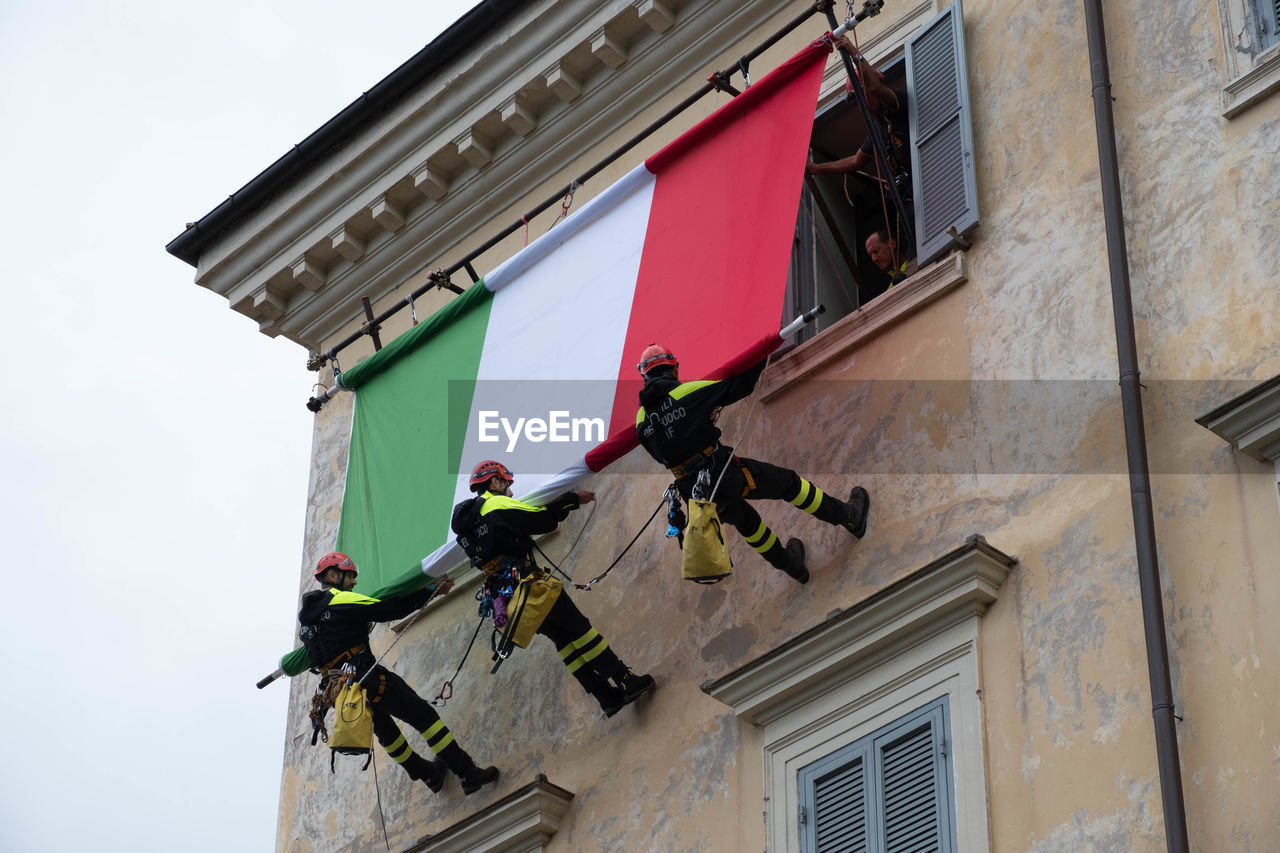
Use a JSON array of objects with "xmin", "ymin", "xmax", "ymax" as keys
[
  {"xmin": 677, "ymin": 455, "xmax": 847, "ymax": 572},
  {"xmin": 536, "ymin": 593, "xmax": 627, "ymax": 710},
  {"xmin": 362, "ymin": 664, "xmax": 476, "ymax": 779}
]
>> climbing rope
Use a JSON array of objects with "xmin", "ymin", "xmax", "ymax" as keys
[
  {"xmin": 572, "ymin": 499, "xmax": 665, "ymax": 590},
  {"xmin": 708, "ymin": 353, "xmax": 774, "ymax": 503},
  {"xmin": 432, "ymin": 614, "xmax": 487, "ymax": 707}
]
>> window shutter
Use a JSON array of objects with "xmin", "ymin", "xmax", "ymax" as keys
[
  {"xmin": 813, "ymin": 753, "xmax": 869, "ymax": 852},
  {"xmin": 906, "ymin": 0, "xmax": 979, "ymax": 266},
  {"xmin": 872, "ymin": 704, "xmax": 955, "ymax": 853},
  {"xmin": 1258, "ymin": 0, "xmax": 1280, "ymax": 50}
]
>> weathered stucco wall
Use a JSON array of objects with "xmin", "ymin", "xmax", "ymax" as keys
[{"xmin": 270, "ymin": 0, "xmax": 1280, "ymax": 851}]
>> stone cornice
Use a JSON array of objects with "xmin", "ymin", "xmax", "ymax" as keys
[
  {"xmin": 1195, "ymin": 373, "xmax": 1280, "ymax": 462},
  {"xmin": 702, "ymin": 534, "xmax": 1015, "ymax": 726},
  {"xmin": 405, "ymin": 775, "xmax": 574, "ymax": 853},
  {"xmin": 191, "ymin": 0, "xmax": 799, "ymax": 349}
]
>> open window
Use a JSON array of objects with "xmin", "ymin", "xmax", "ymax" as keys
[{"xmin": 785, "ymin": 0, "xmax": 978, "ymax": 344}]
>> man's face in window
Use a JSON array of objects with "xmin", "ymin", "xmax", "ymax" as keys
[{"xmin": 865, "ymin": 233, "xmax": 897, "ymax": 272}]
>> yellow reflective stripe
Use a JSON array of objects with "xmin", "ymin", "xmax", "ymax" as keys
[
  {"xmin": 751, "ymin": 531, "xmax": 778, "ymax": 554},
  {"xmin": 743, "ymin": 519, "xmax": 769, "ymax": 545},
  {"xmin": 423, "ymin": 719, "xmax": 455, "ymax": 752},
  {"xmin": 384, "ymin": 735, "xmax": 413, "ymax": 763},
  {"xmin": 564, "ymin": 636, "xmax": 610, "ymax": 673},
  {"xmin": 670, "ymin": 379, "xmax": 718, "ymax": 401},
  {"xmin": 800, "ymin": 486, "xmax": 824, "ymax": 514},
  {"xmin": 330, "ymin": 590, "xmax": 381, "ymax": 605},
  {"xmin": 480, "ymin": 492, "xmax": 546, "ymax": 516},
  {"xmin": 788, "ymin": 480, "xmax": 812, "ymax": 508},
  {"xmin": 635, "ymin": 406, "xmax": 646, "ymax": 426},
  {"xmin": 558, "ymin": 628, "xmax": 600, "ymax": 659}
]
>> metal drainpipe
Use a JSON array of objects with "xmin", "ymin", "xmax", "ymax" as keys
[{"xmin": 1082, "ymin": 2, "xmax": 1190, "ymax": 851}]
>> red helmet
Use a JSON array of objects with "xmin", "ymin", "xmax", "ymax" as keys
[
  {"xmin": 469, "ymin": 459, "xmax": 514, "ymax": 492},
  {"xmin": 315, "ymin": 551, "xmax": 357, "ymax": 579},
  {"xmin": 637, "ymin": 343, "xmax": 678, "ymax": 376}
]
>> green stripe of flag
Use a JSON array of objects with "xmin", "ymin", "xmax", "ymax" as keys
[{"xmin": 335, "ymin": 281, "xmax": 495, "ymax": 600}]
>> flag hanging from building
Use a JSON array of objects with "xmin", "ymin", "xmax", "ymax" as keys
[{"xmin": 334, "ymin": 40, "xmax": 832, "ymax": 600}]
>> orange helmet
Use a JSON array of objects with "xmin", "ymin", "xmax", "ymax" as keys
[
  {"xmin": 637, "ymin": 344, "xmax": 678, "ymax": 376},
  {"xmin": 469, "ymin": 459, "xmax": 514, "ymax": 492},
  {"xmin": 315, "ymin": 551, "xmax": 357, "ymax": 579}
]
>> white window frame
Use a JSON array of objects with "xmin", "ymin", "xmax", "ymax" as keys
[{"xmin": 703, "ymin": 535, "xmax": 1013, "ymax": 853}]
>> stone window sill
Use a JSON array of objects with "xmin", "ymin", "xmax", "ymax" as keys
[
  {"xmin": 761, "ymin": 251, "xmax": 968, "ymax": 402},
  {"xmin": 1222, "ymin": 44, "xmax": 1280, "ymax": 118}
]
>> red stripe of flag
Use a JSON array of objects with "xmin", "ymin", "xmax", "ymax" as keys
[{"xmin": 605, "ymin": 40, "xmax": 832, "ymax": 438}]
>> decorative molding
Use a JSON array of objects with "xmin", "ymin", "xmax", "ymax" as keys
[
  {"xmin": 761, "ymin": 252, "xmax": 967, "ymax": 401},
  {"xmin": 331, "ymin": 227, "xmax": 365, "ymax": 262},
  {"xmin": 457, "ymin": 128, "xmax": 495, "ymax": 169},
  {"xmin": 405, "ymin": 775, "xmax": 574, "ymax": 853},
  {"xmin": 290, "ymin": 257, "xmax": 325, "ymax": 292},
  {"xmin": 638, "ymin": 0, "xmax": 676, "ymax": 33},
  {"xmin": 702, "ymin": 534, "xmax": 1015, "ymax": 726},
  {"xmin": 370, "ymin": 195, "xmax": 407, "ymax": 232},
  {"xmin": 500, "ymin": 97, "xmax": 538, "ymax": 137},
  {"xmin": 191, "ymin": 0, "xmax": 798, "ymax": 348},
  {"xmin": 413, "ymin": 161, "xmax": 450, "ymax": 201},
  {"xmin": 591, "ymin": 30, "xmax": 629, "ymax": 69},
  {"xmin": 1195, "ymin": 373, "xmax": 1280, "ymax": 462},
  {"xmin": 1222, "ymin": 43, "xmax": 1280, "ymax": 118},
  {"xmin": 545, "ymin": 60, "xmax": 584, "ymax": 103}
]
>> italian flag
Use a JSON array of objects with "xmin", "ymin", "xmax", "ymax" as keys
[{"xmin": 333, "ymin": 40, "xmax": 831, "ymax": 600}]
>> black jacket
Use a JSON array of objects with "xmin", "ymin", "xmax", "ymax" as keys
[
  {"xmin": 298, "ymin": 584, "xmax": 434, "ymax": 671},
  {"xmin": 451, "ymin": 490, "xmax": 580, "ymax": 571},
  {"xmin": 634, "ymin": 359, "xmax": 767, "ymax": 469}
]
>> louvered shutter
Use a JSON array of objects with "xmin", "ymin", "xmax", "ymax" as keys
[
  {"xmin": 905, "ymin": 0, "xmax": 979, "ymax": 266},
  {"xmin": 798, "ymin": 699, "xmax": 955, "ymax": 853},
  {"xmin": 811, "ymin": 751, "xmax": 869, "ymax": 853},
  {"xmin": 1257, "ymin": 0, "xmax": 1280, "ymax": 50},
  {"xmin": 872, "ymin": 706, "xmax": 953, "ymax": 853}
]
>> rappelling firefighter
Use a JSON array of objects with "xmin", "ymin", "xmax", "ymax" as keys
[
  {"xmin": 299, "ymin": 551, "xmax": 500, "ymax": 795},
  {"xmin": 635, "ymin": 344, "xmax": 870, "ymax": 584},
  {"xmin": 451, "ymin": 460, "xmax": 655, "ymax": 717}
]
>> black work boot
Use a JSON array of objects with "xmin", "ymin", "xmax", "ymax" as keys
[
  {"xmin": 782, "ymin": 538, "xmax": 809, "ymax": 584},
  {"xmin": 459, "ymin": 764, "xmax": 500, "ymax": 796},
  {"xmin": 760, "ymin": 537, "xmax": 809, "ymax": 584},
  {"xmin": 438, "ymin": 741, "xmax": 499, "ymax": 795},
  {"xmin": 403, "ymin": 753, "xmax": 446, "ymax": 793},
  {"xmin": 843, "ymin": 486, "xmax": 870, "ymax": 539},
  {"xmin": 618, "ymin": 671, "xmax": 656, "ymax": 705},
  {"xmin": 598, "ymin": 684, "xmax": 628, "ymax": 718}
]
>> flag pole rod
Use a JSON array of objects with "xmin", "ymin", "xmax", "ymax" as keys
[
  {"xmin": 304, "ymin": 3, "xmax": 827, "ymax": 396},
  {"xmin": 780, "ymin": 304, "xmax": 826, "ymax": 339}
]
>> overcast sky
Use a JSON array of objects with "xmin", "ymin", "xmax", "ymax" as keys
[{"xmin": 0, "ymin": 1, "xmax": 477, "ymax": 849}]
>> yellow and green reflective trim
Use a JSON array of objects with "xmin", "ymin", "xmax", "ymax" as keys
[
  {"xmin": 559, "ymin": 628, "xmax": 610, "ymax": 674},
  {"xmin": 383, "ymin": 734, "xmax": 413, "ymax": 764},
  {"xmin": 421, "ymin": 719, "xmax": 455, "ymax": 754},
  {"xmin": 744, "ymin": 519, "xmax": 778, "ymax": 554},
  {"xmin": 789, "ymin": 480, "xmax": 825, "ymax": 514}
]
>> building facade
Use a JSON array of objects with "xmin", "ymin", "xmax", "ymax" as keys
[{"xmin": 170, "ymin": 0, "xmax": 1280, "ymax": 850}]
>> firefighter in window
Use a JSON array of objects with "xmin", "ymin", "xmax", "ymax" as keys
[{"xmin": 807, "ymin": 36, "xmax": 916, "ymax": 272}]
